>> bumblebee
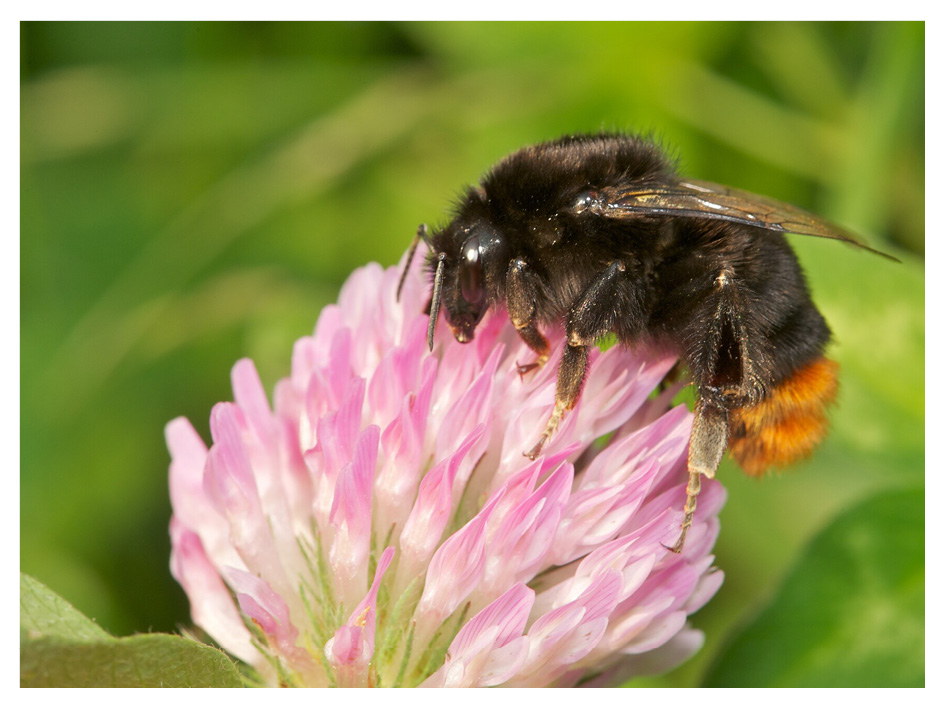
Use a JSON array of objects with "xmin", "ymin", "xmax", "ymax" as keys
[{"xmin": 398, "ymin": 132, "xmax": 895, "ymax": 552}]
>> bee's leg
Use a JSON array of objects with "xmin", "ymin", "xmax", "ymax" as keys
[
  {"xmin": 524, "ymin": 341, "xmax": 588, "ymax": 458},
  {"xmin": 506, "ymin": 258, "xmax": 550, "ymax": 375},
  {"xmin": 668, "ymin": 267, "xmax": 752, "ymax": 553},
  {"xmin": 668, "ymin": 400, "xmax": 728, "ymax": 553},
  {"xmin": 526, "ymin": 260, "xmax": 644, "ymax": 459}
]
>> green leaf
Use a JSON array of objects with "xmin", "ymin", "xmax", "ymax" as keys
[
  {"xmin": 21, "ymin": 570, "xmax": 112, "ymax": 643},
  {"xmin": 704, "ymin": 489, "xmax": 924, "ymax": 687},
  {"xmin": 20, "ymin": 573, "xmax": 244, "ymax": 687}
]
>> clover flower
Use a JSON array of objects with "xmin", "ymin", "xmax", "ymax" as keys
[{"xmin": 167, "ymin": 252, "xmax": 725, "ymax": 687}]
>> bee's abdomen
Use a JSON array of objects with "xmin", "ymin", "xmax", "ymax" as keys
[{"xmin": 727, "ymin": 356, "xmax": 838, "ymax": 476}]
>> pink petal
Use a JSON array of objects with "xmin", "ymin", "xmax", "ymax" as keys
[
  {"xmin": 227, "ymin": 567, "xmax": 325, "ymax": 685},
  {"xmin": 423, "ymin": 583, "xmax": 535, "ymax": 687},
  {"xmin": 231, "ymin": 359, "xmax": 311, "ymax": 578},
  {"xmin": 413, "ymin": 492, "xmax": 502, "ymax": 645},
  {"xmin": 366, "ymin": 317, "xmax": 427, "ymax": 426},
  {"xmin": 228, "ymin": 567, "xmax": 297, "ymax": 648},
  {"xmin": 327, "ymin": 625, "xmax": 362, "ymax": 666},
  {"xmin": 684, "ymin": 566, "xmax": 725, "ymax": 614},
  {"xmin": 325, "ymin": 547, "xmax": 395, "ymax": 685},
  {"xmin": 433, "ymin": 348, "xmax": 501, "ymax": 493},
  {"xmin": 203, "ymin": 404, "xmax": 279, "ymax": 576},
  {"xmin": 307, "ymin": 376, "xmax": 366, "ymax": 533},
  {"xmin": 396, "ymin": 425, "xmax": 485, "ymax": 596},
  {"xmin": 551, "ymin": 457, "xmax": 663, "ymax": 565},
  {"xmin": 620, "ymin": 610, "xmax": 688, "ymax": 654},
  {"xmin": 476, "ymin": 461, "xmax": 573, "ymax": 604},
  {"xmin": 512, "ymin": 570, "xmax": 622, "ymax": 686},
  {"xmin": 574, "ymin": 349, "xmax": 677, "ymax": 442},
  {"xmin": 460, "ymin": 583, "xmax": 534, "ymax": 651},
  {"xmin": 169, "ymin": 518, "xmax": 260, "ymax": 667},
  {"xmin": 578, "ymin": 628, "xmax": 704, "ymax": 687},
  {"xmin": 166, "ymin": 417, "xmax": 240, "ymax": 572},
  {"xmin": 231, "ymin": 358, "xmax": 276, "ymax": 450},
  {"xmin": 374, "ymin": 356, "xmax": 436, "ymax": 540},
  {"xmin": 329, "ymin": 425, "xmax": 379, "ymax": 610}
]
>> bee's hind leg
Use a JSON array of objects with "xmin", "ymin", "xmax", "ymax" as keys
[
  {"xmin": 667, "ymin": 400, "xmax": 728, "ymax": 553},
  {"xmin": 668, "ymin": 266, "xmax": 749, "ymax": 552}
]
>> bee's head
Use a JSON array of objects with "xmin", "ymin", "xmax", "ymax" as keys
[{"xmin": 427, "ymin": 218, "xmax": 506, "ymax": 348}]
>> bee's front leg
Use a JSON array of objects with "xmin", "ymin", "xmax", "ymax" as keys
[{"xmin": 506, "ymin": 258, "xmax": 550, "ymax": 375}]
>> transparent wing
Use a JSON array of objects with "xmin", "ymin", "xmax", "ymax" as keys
[{"xmin": 591, "ymin": 178, "xmax": 897, "ymax": 261}]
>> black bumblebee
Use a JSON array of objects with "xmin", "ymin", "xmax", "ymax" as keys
[{"xmin": 398, "ymin": 132, "xmax": 895, "ymax": 552}]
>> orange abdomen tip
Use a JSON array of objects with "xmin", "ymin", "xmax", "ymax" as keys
[{"xmin": 728, "ymin": 356, "xmax": 839, "ymax": 476}]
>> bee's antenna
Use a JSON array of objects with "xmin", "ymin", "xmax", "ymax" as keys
[
  {"xmin": 427, "ymin": 252, "xmax": 446, "ymax": 350},
  {"xmin": 396, "ymin": 224, "xmax": 430, "ymax": 302}
]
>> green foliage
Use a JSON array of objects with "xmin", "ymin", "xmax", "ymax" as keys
[
  {"xmin": 21, "ymin": 21, "xmax": 923, "ymax": 686},
  {"xmin": 21, "ymin": 573, "xmax": 244, "ymax": 687},
  {"xmin": 704, "ymin": 489, "xmax": 924, "ymax": 687}
]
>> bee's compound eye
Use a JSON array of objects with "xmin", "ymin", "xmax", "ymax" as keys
[{"xmin": 460, "ymin": 235, "xmax": 484, "ymax": 305}]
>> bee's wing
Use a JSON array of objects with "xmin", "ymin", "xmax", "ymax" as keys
[{"xmin": 596, "ymin": 178, "xmax": 898, "ymax": 261}]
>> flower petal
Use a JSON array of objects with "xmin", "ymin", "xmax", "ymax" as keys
[
  {"xmin": 413, "ymin": 491, "xmax": 503, "ymax": 646},
  {"xmin": 422, "ymin": 583, "xmax": 535, "ymax": 687},
  {"xmin": 325, "ymin": 546, "xmax": 395, "ymax": 686},
  {"xmin": 512, "ymin": 569, "xmax": 622, "ymax": 686},
  {"xmin": 329, "ymin": 425, "xmax": 380, "ymax": 610},
  {"xmin": 169, "ymin": 518, "xmax": 260, "ymax": 668},
  {"xmin": 227, "ymin": 566, "xmax": 325, "ymax": 685}
]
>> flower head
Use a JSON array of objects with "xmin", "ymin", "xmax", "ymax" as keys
[{"xmin": 167, "ymin": 251, "xmax": 725, "ymax": 687}]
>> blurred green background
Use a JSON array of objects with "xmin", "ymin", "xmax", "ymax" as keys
[{"xmin": 21, "ymin": 22, "xmax": 924, "ymax": 686}]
